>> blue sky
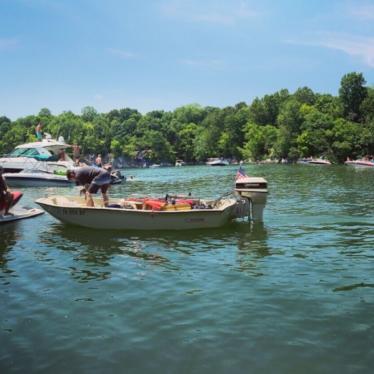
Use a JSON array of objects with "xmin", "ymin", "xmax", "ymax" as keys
[{"xmin": 1, "ymin": 0, "xmax": 373, "ymax": 120}]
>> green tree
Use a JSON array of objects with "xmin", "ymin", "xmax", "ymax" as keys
[
  {"xmin": 360, "ymin": 86, "xmax": 374, "ymax": 123},
  {"xmin": 339, "ymin": 72, "xmax": 367, "ymax": 122},
  {"xmin": 294, "ymin": 87, "xmax": 316, "ymax": 105},
  {"xmin": 241, "ymin": 123, "xmax": 278, "ymax": 161}
]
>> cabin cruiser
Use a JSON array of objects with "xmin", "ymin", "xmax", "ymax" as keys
[{"xmin": 0, "ymin": 135, "xmax": 74, "ymax": 173}]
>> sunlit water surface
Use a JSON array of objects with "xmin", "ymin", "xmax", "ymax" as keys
[{"xmin": 1, "ymin": 165, "xmax": 373, "ymax": 373}]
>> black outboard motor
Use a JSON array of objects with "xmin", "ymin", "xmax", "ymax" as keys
[{"xmin": 110, "ymin": 170, "xmax": 125, "ymax": 185}]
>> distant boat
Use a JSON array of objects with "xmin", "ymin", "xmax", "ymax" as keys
[
  {"xmin": 345, "ymin": 159, "xmax": 374, "ymax": 168},
  {"xmin": 175, "ymin": 159, "xmax": 185, "ymax": 167},
  {"xmin": 308, "ymin": 158, "xmax": 331, "ymax": 165},
  {"xmin": 206, "ymin": 158, "xmax": 229, "ymax": 166},
  {"xmin": 298, "ymin": 158, "xmax": 331, "ymax": 165}
]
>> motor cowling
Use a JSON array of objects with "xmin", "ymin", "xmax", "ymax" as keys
[{"xmin": 235, "ymin": 177, "xmax": 268, "ymax": 222}]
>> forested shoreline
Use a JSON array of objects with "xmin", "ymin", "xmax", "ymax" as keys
[{"xmin": 1, "ymin": 72, "xmax": 373, "ymax": 165}]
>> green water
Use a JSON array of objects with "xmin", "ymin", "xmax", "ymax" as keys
[{"xmin": 1, "ymin": 164, "xmax": 373, "ymax": 373}]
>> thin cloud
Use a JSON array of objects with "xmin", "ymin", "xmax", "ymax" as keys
[
  {"xmin": 347, "ymin": 3, "xmax": 374, "ymax": 21},
  {"xmin": 0, "ymin": 37, "xmax": 19, "ymax": 51},
  {"xmin": 93, "ymin": 94, "xmax": 104, "ymax": 101},
  {"xmin": 180, "ymin": 58, "xmax": 226, "ymax": 69},
  {"xmin": 286, "ymin": 33, "xmax": 374, "ymax": 68},
  {"xmin": 161, "ymin": 0, "xmax": 259, "ymax": 26},
  {"xmin": 107, "ymin": 48, "xmax": 136, "ymax": 60}
]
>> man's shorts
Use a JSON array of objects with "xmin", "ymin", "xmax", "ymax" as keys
[{"xmin": 88, "ymin": 172, "xmax": 111, "ymax": 194}]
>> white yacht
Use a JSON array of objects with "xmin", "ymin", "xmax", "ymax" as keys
[
  {"xmin": 206, "ymin": 158, "xmax": 230, "ymax": 166},
  {"xmin": 0, "ymin": 135, "xmax": 74, "ymax": 173},
  {"xmin": 175, "ymin": 159, "xmax": 185, "ymax": 167}
]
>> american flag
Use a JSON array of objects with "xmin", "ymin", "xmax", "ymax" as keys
[{"xmin": 236, "ymin": 165, "xmax": 248, "ymax": 180}]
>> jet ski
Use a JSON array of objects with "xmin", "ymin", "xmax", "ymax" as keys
[{"xmin": 0, "ymin": 191, "xmax": 44, "ymax": 224}]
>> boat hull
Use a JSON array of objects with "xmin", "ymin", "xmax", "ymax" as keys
[
  {"xmin": 0, "ymin": 207, "xmax": 44, "ymax": 224},
  {"xmin": 297, "ymin": 158, "xmax": 331, "ymax": 165},
  {"xmin": 345, "ymin": 160, "xmax": 374, "ymax": 168},
  {"xmin": 206, "ymin": 160, "xmax": 229, "ymax": 166},
  {"xmin": 36, "ymin": 196, "xmax": 237, "ymax": 230},
  {"xmin": 4, "ymin": 173, "xmax": 73, "ymax": 187},
  {"xmin": 0, "ymin": 157, "xmax": 73, "ymax": 173}
]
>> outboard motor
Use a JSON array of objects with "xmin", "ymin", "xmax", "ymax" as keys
[{"xmin": 235, "ymin": 177, "xmax": 268, "ymax": 222}]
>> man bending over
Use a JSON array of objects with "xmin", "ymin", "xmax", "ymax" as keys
[{"xmin": 67, "ymin": 166, "xmax": 111, "ymax": 207}]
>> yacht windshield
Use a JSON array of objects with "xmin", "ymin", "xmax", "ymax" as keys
[
  {"xmin": 23, "ymin": 148, "xmax": 40, "ymax": 157},
  {"xmin": 9, "ymin": 148, "xmax": 31, "ymax": 157},
  {"xmin": 8, "ymin": 147, "xmax": 53, "ymax": 160}
]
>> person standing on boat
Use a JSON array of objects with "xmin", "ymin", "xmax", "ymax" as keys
[
  {"xmin": 58, "ymin": 148, "xmax": 67, "ymax": 161},
  {"xmin": 66, "ymin": 166, "xmax": 111, "ymax": 207},
  {"xmin": 95, "ymin": 154, "xmax": 102, "ymax": 167},
  {"xmin": 35, "ymin": 122, "xmax": 43, "ymax": 141},
  {"xmin": 72, "ymin": 144, "xmax": 81, "ymax": 166}
]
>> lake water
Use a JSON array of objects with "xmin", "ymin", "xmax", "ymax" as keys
[{"xmin": 1, "ymin": 164, "xmax": 373, "ymax": 373}]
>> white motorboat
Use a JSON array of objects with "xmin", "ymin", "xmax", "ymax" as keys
[
  {"xmin": 206, "ymin": 158, "xmax": 230, "ymax": 166},
  {"xmin": 344, "ymin": 159, "xmax": 374, "ymax": 168},
  {"xmin": 36, "ymin": 175, "xmax": 268, "ymax": 230},
  {"xmin": 297, "ymin": 158, "xmax": 331, "ymax": 165},
  {"xmin": 36, "ymin": 195, "xmax": 247, "ymax": 230},
  {"xmin": 4, "ymin": 170, "xmax": 73, "ymax": 187},
  {"xmin": 175, "ymin": 159, "xmax": 185, "ymax": 167},
  {"xmin": 0, "ymin": 135, "xmax": 74, "ymax": 173},
  {"xmin": 308, "ymin": 158, "xmax": 331, "ymax": 165}
]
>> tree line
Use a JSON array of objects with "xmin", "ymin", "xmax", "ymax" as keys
[{"xmin": 1, "ymin": 72, "xmax": 373, "ymax": 165}]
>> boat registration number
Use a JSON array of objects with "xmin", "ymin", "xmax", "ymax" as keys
[{"xmin": 62, "ymin": 208, "xmax": 86, "ymax": 216}]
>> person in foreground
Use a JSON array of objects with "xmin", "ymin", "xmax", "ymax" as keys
[
  {"xmin": 66, "ymin": 166, "xmax": 111, "ymax": 207},
  {"xmin": 0, "ymin": 166, "xmax": 14, "ymax": 215}
]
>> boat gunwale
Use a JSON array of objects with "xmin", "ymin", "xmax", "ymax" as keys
[{"xmin": 36, "ymin": 197, "xmax": 236, "ymax": 215}]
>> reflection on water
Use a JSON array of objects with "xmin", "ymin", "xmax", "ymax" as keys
[
  {"xmin": 236, "ymin": 222, "xmax": 270, "ymax": 275},
  {"xmin": 0, "ymin": 224, "xmax": 18, "ymax": 277},
  {"xmin": 38, "ymin": 220, "xmax": 270, "ymax": 282}
]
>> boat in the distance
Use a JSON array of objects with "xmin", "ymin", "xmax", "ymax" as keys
[
  {"xmin": 344, "ymin": 159, "xmax": 374, "ymax": 168},
  {"xmin": 206, "ymin": 158, "xmax": 230, "ymax": 166},
  {"xmin": 0, "ymin": 134, "xmax": 74, "ymax": 173},
  {"xmin": 297, "ymin": 157, "xmax": 331, "ymax": 165},
  {"xmin": 175, "ymin": 159, "xmax": 185, "ymax": 167},
  {"xmin": 36, "ymin": 176, "xmax": 268, "ymax": 230}
]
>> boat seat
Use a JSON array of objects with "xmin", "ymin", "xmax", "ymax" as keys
[{"xmin": 51, "ymin": 196, "xmax": 81, "ymax": 207}]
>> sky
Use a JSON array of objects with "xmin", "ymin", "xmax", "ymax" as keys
[{"xmin": 0, "ymin": 0, "xmax": 373, "ymax": 120}]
